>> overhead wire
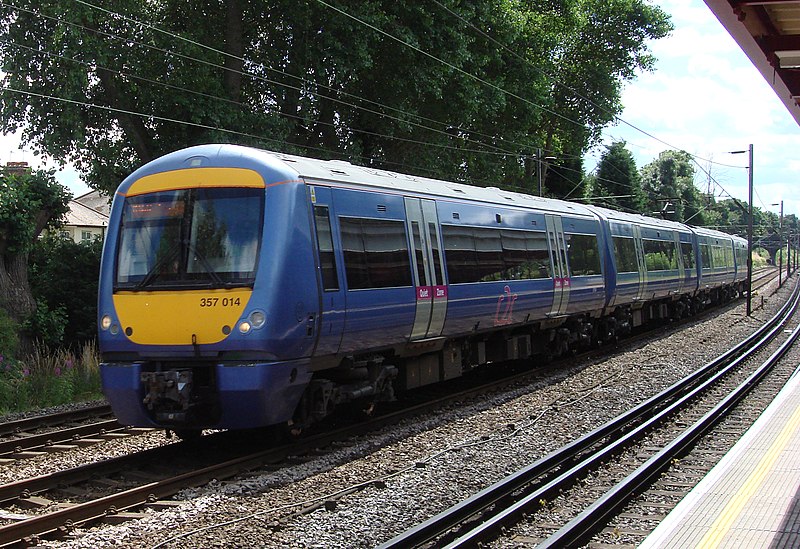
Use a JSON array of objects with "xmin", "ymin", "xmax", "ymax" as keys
[
  {"xmin": 312, "ymin": 0, "xmax": 754, "ymax": 211},
  {"xmin": 2, "ymin": 1, "xmax": 537, "ymax": 163},
  {"xmin": 1, "ymin": 0, "xmax": 769, "ymax": 222},
  {"xmin": 431, "ymin": 0, "xmax": 752, "ymax": 173},
  {"xmin": 70, "ymin": 0, "xmax": 552, "ymax": 158},
  {"xmin": 0, "ymin": 86, "xmax": 510, "ymax": 184}
]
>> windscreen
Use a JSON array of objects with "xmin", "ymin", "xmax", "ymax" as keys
[{"xmin": 115, "ymin": 187, "xmax": 264, "ymax": 289}]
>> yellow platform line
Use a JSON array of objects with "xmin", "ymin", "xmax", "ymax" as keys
[{"xmin": 697, "ymin": 395, "xmax": 800, "ymax": 548}]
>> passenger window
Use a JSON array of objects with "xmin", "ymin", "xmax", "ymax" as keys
[
  {"xmin": 473, "ymin": 228, "xmax": 504, "ymax": 282},
  {"xmin": 613, "ymin": 236, "xmax": 638, "ymax": 273},
  {"xmin": 700, "ymin": 244, "xmax": 712, "ymax": 269},
  {"xmin": 314, "ymin": 206, "xmax": 339, "ymax": 291},
  {"xmin": 441, "ymin": 225, "xmax": 551, "ymax": 283},
  {"xmin": 411, "ymin": 221, "xmax": 426, "ymax": 285},
  {"xmin": 339, "ymin": 217, "xmax": 412, "ymax": 290},
  {"xmin": 525, "ymin": 231, "xmax": 552, "ymax": 279},
  {"xmin": 566, "ymin": 233, "xmax": 601, "ymax": 276},
  {"xmin": 441, "ymin": 225, "xmax": 478, "ymax": 284},
  {"xmin": 643, "ymin": 239, "xmax": 678, "ymax": 271}
]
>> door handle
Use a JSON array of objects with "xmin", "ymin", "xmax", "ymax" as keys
[{"xmin": 306, "ymin": 314, "xmax": 315, "ymax": 336}]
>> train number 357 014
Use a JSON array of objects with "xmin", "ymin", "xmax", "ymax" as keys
[{"xmin": 200, "ymin": 297, "xmax": 242, "ymax": 307}]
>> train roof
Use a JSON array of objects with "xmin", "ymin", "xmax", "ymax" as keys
[
  {"xmin": 262, "ymin": 148, "xmax": 598, "ymax": 219},
  {"xmin": 691, "ymin": 225, "xmax": 748, "ymax": 244},
  {"xmin": 587, "ymin": 204, "xmax": 746, "ymax": 244},
  {"xmin": 585, "ymin": 204, "xmax": 690, "ymax": 232},
  {"xmin": 120, "ymin": 145, "xmax": 746, "ymax": 246}
]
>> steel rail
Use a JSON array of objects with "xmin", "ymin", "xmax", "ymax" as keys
[
  {"xmin": 0, "ymin": 443, "xmax": 189, "ymax": 505},
  {"xmin": 540, "ymin": 296, "xmax": 800, "ymax": 547},
  {"xmin": 380, "ymin": 278, "xmax": 799, "ymax": 549},
  {"xmin": 0, "ymin": 350, "xmax": 634, "ymax": 547},
  {"xmin": 0, "ymin": 274, "xmax": 781, "ymax": 547},
  {"xmin": 0, "ymin": 420, "xmax": 127, "ymax": 457},
  {"xmin": 0, "ymin": 405, "xmax": 113, "ymax": 437}
]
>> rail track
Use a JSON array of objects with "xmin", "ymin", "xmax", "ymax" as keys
[
  {"xmin": 0, "ymin": 267, "xmax": 782, "ymax": 547},
  {"xmin": 0, "ymin": 404, "xmax": 149, "ymax": 463},
  {"xmin": 380, "ymin": 272, "xmax": 798, "ymax": 548}
]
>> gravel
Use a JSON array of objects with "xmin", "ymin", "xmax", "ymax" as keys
[{"xmin": 14, "ymin": 277, "xmax": 788, "ymax": 548}]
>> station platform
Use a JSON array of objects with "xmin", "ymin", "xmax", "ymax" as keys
[{"xmin": 640, "ymin": 368, "xmax": 800, "ymax": 548}]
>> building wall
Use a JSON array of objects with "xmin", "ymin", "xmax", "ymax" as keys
[{"xmin": 60, "ymin": 225, "xmax": 105, "ymax": 243}]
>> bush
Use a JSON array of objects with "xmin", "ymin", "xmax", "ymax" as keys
[
  {"xmin": 752, "ymin": 247, "xmax": 770, "ymax": 269},
  {"xmin": 0, "ymin": 341, "xmax": 102, "ymax": 414},
  {"xmin": 22, "ymin": 299, "xmax": 66, "ymax": 348},
  {"xmin": 29, "ymin": 234, "xmax": 102, "ymax": 349}
]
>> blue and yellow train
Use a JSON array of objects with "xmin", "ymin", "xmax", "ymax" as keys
[{"xmin": 98, "ymin": 144, "xmax": 748, "ymax": 436}]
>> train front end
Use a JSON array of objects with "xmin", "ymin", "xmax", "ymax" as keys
[{"xmin": 98, "ymin": 146, "xmax": 317, "ymax": 433}]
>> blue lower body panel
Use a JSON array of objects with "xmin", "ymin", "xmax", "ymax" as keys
[{"xmin": 100, "ymin": 360, "xmax": 312, "ymax": 429}]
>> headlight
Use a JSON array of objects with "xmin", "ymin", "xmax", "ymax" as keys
[
  {"xmin": 101, "ymin": 315, "xmax": 112, "ymax": 330},
  {"xmin": 238, "ymin": 321, "xmax": 252, "ymax": 334},
  {"xmin": 249, "ymin": 311, "xmax": 266, "ymax": 329}
]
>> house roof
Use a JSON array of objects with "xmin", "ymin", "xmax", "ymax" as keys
[
  {"xmin": 65, "ymin": 199, "xmax": 108, "ymax": 228},
  {"xmin": 74, "ymin": 189, "xmax": 111, "ymax": 216}
]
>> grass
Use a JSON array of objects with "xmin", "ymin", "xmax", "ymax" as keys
[{"xmin": 0, "ymin": 341, "xmax": 103, "ymax": 415}]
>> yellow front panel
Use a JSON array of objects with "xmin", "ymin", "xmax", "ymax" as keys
[
  {"xmin": 113, "ymin": 288, "xmax": 252, "ymax": 345},
  {"xmin": 123, "ymin": 167, "xmax": 265, "ymax": 197}
]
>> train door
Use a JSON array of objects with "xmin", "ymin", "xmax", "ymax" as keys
[
  {"xmin": 674, "ymin": 232, "xmax": 685, "ymax": 294},
  {"xmin": 545, "ymin": 214, "xmax": 570, "ymax": 316},
  {"xmin": 308, "ymin": 186, "xmax": 345, "ymax": 356},
  {"xmin": 405, "ymin": 197, "xmax": 448, "ymax": 340},
  {"xmin": 632, "ymin": 225, "xmax": 647, "ymax": 301}
]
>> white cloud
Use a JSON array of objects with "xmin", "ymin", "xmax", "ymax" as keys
[{"xmin": 595, "ymin": 0, "xmax": 800, "ymax": 217}]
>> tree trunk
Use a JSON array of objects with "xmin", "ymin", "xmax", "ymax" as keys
[
  {"xmin": 224, "ymin": 0, "xmax": 244, "ymax": 101},
  {"xmin": 96, "ymin": 68, "xmax": 154, "ymax": 163},
  {"xmin": 0, "ymin": 252, "xmax": 36, "ymax": 353}
]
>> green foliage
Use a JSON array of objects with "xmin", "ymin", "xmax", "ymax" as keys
[
  {"xmin": 639, "ymin": 150, "xmax": 713, "ymax": 223},
  {"xmin": 752, "ymin": 248, "xmax": 770, "ymax": 269},
  {"xmin": 29, "ymin": 235, "xmax": 102, "ymax": 348},
  {"xmin": 22, "ymin": 299, "xmax": 66, "ymax": 349},
  {"xmin": 590, "ymin": 141, "xmax": 644, "ymax": 211},
  {"xmin": 0, "ymin": 341, "xmax": 102, "ymax": 414},
  {"xmin": 0, "ymin": 169, "xmax": 71, "ymax": 255},
  {"xmin": 0, "ymin": 0, "xmax": 672, "ymax": 196}
]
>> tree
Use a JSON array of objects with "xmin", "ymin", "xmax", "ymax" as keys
[
  {"xmin": 0, "ymin": 169, "xmax": 71, "ymax": 348},
  {"xmin": 590, "ymin": 141, "xmax": 643, "ymax": 212},
  {"xmin": 1, "ymin": 1, "xmax": 672, "ymax": 196},
  {"xmin": 639, "ymin": 150, "xmax": 709, "ymax": 222},
  {"xmin": 544, "ymin": 156, "xmax": 588, "ymax": 199},
  {"xmin": 533, "ymin": 0, "xmax": 673, "ymax": 177}
]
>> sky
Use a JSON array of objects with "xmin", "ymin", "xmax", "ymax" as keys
[
  {"xmin": 1, "ymin": 0, "xmax": 799, "ymax": 218},
  {"xmin": 587, "ymin": 0, "xmax": 800, "ymax": 220}
]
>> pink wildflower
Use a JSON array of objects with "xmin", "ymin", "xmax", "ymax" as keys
[
  {"xmin": 54, "ymin": 367, "xmax": 62, "ymax": 377},
  {"xmin": 65, "ymin": 359, "xmax": 74, "ymax": 370}
]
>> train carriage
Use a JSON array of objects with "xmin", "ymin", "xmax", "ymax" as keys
[{"xmin": 98, "ymin": 144, "xmax": 747, "ymax": 435}]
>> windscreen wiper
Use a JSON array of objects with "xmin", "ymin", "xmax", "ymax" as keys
[
  {"xmin": 133, "ymin": 243, "xmax": 180, "ymax": 291},
  {"xmin": 185, "ymin": 241, "xmax": 228, "ymax": 288}
]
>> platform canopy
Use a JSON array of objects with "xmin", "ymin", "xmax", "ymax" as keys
[{"xmin": 704, "ymin": 0, "xmax": 800, "ymax": 126}]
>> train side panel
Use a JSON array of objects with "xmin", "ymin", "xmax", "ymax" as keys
[{"xmin": 328, "ymin": 186, "xmax": 417, "ymax": 355}]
